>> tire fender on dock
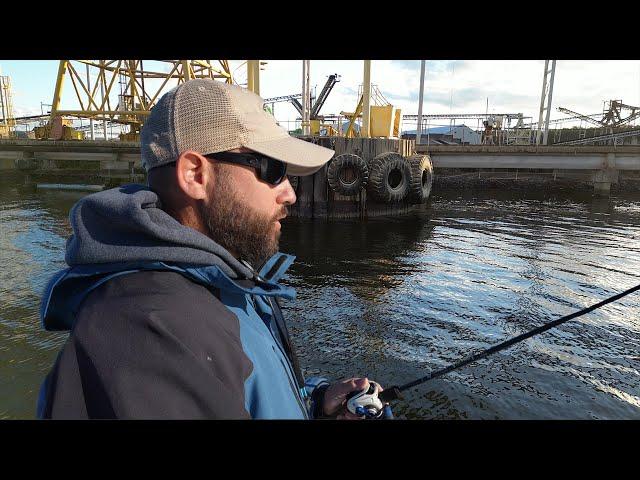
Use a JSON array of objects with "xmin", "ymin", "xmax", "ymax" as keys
[
  {"xmin": 407, "ymin": 154, "xmax": 433, "ymax": 203},
  {"xmin": 327, "ymin": 153, "xmax": 369, "ymax": 196},
  {"xmin": 366, "ymin": 152, "xmax": 411, "ymax": 203}
]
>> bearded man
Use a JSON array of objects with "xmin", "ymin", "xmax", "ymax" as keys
[{"xmin": 37, "ymin": 78, "xmax": 382, "ymax": 419}]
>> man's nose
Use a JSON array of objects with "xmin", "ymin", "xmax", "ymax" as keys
[{"xmin": 278, "ymin": 177, "xmax": 297, "ymax": 206}]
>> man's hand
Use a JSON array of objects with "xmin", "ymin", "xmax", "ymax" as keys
[{"xmin": 322, "ymin": 377, "xmax": 384, "ymax": 419}]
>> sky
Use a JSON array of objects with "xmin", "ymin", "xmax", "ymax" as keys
[{"xmin": 1, "ymin": 60, "xmax": 640, "ymax": 130}]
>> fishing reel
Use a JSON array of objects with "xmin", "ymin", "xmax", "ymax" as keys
[{"xmin": 346, "ymin": 381, "xmax": 393, "ymax": 419}]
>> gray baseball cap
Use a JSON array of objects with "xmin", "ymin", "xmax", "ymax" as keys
[{"xmin": 140, "ymin": 78, "xmax": 335, "ymax": 176}]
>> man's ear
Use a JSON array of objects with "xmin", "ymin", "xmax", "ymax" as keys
[{"xmin": 174, "ymin": 151, "xmax": 212, "ymax": 200}]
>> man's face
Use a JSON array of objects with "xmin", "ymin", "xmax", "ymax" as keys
[{"xmin": 198, "ymin": 151, "xmax": 297, "ymax": 269}]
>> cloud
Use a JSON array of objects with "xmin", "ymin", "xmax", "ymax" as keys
[
  {"xmin": 390, "ymin": 60, "xmax": 469, "ymax": 74},
  {"xmin": 3, "ymin": 60, "xmax": 639, "ymax": 131},
  {"xmin": 259, "ymin": 60, "xmax": 640, "ymax": 127}
]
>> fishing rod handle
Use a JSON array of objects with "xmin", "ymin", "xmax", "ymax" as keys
[{"xmin": 378, "ymin": 386, "xmax": 402, "ymax": 403}]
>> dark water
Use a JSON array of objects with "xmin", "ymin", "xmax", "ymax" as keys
[{"xmin": 1, "ymin": 176, "xmax": 639, "ymax": 419}]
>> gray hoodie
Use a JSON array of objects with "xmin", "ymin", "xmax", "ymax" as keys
[
  {"xmin": 37, "ymin": 183, "xmax": 310, "ymax": 419},
  {"xmin": 65, "ymin": 183, "xmax": 254, "ymax": 279}
]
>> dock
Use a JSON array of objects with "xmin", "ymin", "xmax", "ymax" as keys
[{"xmin": 2, "ymin": 139, "xmax": 640, "ymax": 198}]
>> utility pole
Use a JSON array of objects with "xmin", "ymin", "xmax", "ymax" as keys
[
  {"xmin": 362, "ymin": 60, "xmax": 371, "ymax": 138},
  {"xmin": 100, "ymin": 60, "xmax": 107, "ymax": 140},
  {"xmin": 536, "ymin": 60, "xmax": 557, "ymax": 145},
  {"xmin": 247, "ymin": 60, "xmax": 260, "ymax": 95},
  {"xmin": 86, "ymin": 63, "xmax": 94, "ymax": 140},
  {"xmin": 302, "ymin": 60, "xmax": 310, "ymax": 135},
  {"xmin": 416, "ymin": 60, "xmax": 426, "ymax": 144}
]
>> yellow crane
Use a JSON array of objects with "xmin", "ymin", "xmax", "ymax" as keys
[
  {"xmin": 0, "ymin": 73, "xmax": 15, "ymax": 138},
  {"xmin": 45, "ymin": 60, "xmax": 234, "ymax": 141}
]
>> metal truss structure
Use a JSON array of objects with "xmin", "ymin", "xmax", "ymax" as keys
[
  {"xmin": 555, "ymin": 127, "xmax": 640, "ymax": 145},
  {"xmin": 557, "ymin": 101, "xmax": 640, "ymax": 129},
  {"xmin": 49, "ymin": 60, "xmax": 233, "ymax": 136}
]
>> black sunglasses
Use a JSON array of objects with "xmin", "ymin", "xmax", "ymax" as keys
[{"xmin": 205, "ymin": 151, "xmax": 288, "ymax": 186}]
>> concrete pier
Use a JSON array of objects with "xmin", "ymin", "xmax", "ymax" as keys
[
  {"xmin": 418, "ymin": 145, "xmax": 640, "ymax": 195},
  {"xmin": 0, "ymin": 139, "xmax": 144, "ymax": 185},
  {"xmin": 2, "ymin": 139, "xmax": 640, "ymax": 196}
]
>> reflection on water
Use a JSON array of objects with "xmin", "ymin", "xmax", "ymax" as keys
[
  {"xmin": 1, "ymin": 175, "xmax": 639, "ymax": 419},
  {"xmin": 279, "ymin": 189, "xmax": 640, "ymax": 420},
  {"xmin": 0, "ymin": 180, "xmax": 82, "ymax": 418}
]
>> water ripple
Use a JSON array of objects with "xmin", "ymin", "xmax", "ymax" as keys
[
  {"xmin": 2, "ymin": 180, "xmax": 640, "ymax": 419},
  {"xmin": 282, "ymin": 190, "xmax": 640, "ymax": 419}
]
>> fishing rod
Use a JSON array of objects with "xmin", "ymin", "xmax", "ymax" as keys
[{"xmin": 346, "ymin": 282, "xmax": 640, "ymax": 418}]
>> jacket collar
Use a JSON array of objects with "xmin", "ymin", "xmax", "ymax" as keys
[{"xmin": 40, "ymin": 252, "xmax": 297, "ymax": 332}]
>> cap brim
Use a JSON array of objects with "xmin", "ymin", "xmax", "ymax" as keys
[{"xmin": 244, "ymin": 136, "xmax": 335, "ymax": 176}]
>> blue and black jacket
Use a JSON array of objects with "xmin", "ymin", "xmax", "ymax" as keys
[{"xmin": 37, "ymin": 184, "xmax": 329, "ymax": 419}]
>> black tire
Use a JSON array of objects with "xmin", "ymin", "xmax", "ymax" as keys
[
  {"xmin": 366, "ymin": 152, "xmax": 411, "ymax": 203},
  {"xmin": 288, "ymin": 175, "xmax": 299, "ymax": 192},
  {"xmin": 407, "ymin": 154, "xmax": 434, "ymax": 203},
  {"xmin": 327, "ymin": 153, "xmax": 368, "ymax": 196}
]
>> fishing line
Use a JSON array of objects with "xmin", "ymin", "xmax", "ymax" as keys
[{"xmin": 379, "ymin": 282, "xmax": 640, "ymax": 403}]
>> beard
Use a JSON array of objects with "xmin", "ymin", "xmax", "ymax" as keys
[{"xmin": 198, "ymin": 171, "xmax": 287, "ymax": 270}]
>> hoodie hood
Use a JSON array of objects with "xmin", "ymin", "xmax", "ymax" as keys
[
  {"xmin": 65, "ymin": 183, "xmax": 253, "ymax": 280},
  {"xmin": 41, "ymin": 184, "xmax": 298, "ymax": 331}
]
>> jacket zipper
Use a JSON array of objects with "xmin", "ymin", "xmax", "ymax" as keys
[
  {"xmin": 242, "ymin": 263, "xmax": 309, "ymax": 418},
  {"xmin": 253, "ymin": 295, "xmax": 308, "ymax": 418},
  {"xmin": 274, "ymin": 347, "xmax": 309, "ymax": 418}
]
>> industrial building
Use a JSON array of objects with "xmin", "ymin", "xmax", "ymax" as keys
[{"xmin": 402, "ymin": 124, "xmax": 482, "ymax": 145}]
